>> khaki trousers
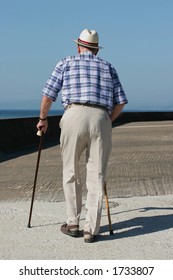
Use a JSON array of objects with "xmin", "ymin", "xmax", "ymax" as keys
[{"xmin": 60, "ymin": 105, "xmax": 112, "ymax": 235}]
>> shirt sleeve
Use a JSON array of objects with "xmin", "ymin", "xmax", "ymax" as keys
[
  {"xmin": 111, "ymin": 66, "xmax": 128, "ymax": 106},
  {"xmin": 42, "ymin": 61, "xmax": 63, "ymax": 101}
]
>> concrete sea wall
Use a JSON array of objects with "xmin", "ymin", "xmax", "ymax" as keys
[
  {"xmin": 0, "ymin": 115, "xmax": 62, "ymax": 153},
  {"xmin": 0, "ymin": 112, "xmax": 172, "ymax": 154}
]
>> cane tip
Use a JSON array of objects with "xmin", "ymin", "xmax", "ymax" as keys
[
  {"xmin": 27, "ymin": 223, "xmax": 31, "ymax": 228},
  {"xmin": 110, "ymin": 230, "xmax": 114, "ymax": 235}
]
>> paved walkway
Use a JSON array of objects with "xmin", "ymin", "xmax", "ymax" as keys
[
  {"xmin": 1, "ymin": 120, "xmax": 173, "ymax": 201},
  {"xmin": 0, "ymin": 121, "xmax": 173, "ymax": 260}
]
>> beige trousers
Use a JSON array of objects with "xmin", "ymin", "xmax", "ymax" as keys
[{"xmin": 60, "ymin": 105, "xmax": 112, "ymax": 235}]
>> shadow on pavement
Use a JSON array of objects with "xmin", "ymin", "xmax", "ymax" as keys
[
  {"xmin": 0, "ymin": 141, "xmax": 59, "ymax": 163},
  {"xmin": 99, "ymin": 207, "xmax": 173, "ymax": 241}
]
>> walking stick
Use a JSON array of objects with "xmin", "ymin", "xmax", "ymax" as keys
[
  {"xmin": 104, "ymin": 182, "xmax": 114, "ymax": 235},
  {"xmin": 27, "ymin": 130, "xmax": 44, "ymax": 228}
]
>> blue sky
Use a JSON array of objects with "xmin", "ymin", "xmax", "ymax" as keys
[{"xmin": 0, "ymin": 0, "xmax": 172, "ymax": 111}]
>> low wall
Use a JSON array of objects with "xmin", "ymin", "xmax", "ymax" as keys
[
  {"xmin": 0, "ymin": 115, "xmax": 61, "ymax": 153},
  {"xmin": 0, "ymin": 112, "xmax": 173, "ymax": 154},
  {"xmin": 115, "ymin": 111, "xmax": 173, "ymax": 123}
]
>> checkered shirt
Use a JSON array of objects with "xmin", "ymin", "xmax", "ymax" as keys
[{"xmin": 42, "ymin": 51, "xmax": 128, "ymax": 114}]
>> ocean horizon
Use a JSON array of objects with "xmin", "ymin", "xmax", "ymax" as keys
[
  {"xmin": 0, "ymin": 106, "xmax": 173, "ymax": 119},
  {"xmin": 0, "ymin": 109, "xmax": 64, "ymax": 119}
]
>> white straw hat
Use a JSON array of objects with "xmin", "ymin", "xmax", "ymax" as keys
[{"xmin": 73, "ymin": 29, "xmax": 103, "ymax": 49}]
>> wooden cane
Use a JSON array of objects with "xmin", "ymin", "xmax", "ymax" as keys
[
  {"xmin": 104, "ymin": 182, "xmax": 114, "ymax": 235},
  {"xmin": 27, "ymin": 130, "xmax": 44, "ymax": 228}
]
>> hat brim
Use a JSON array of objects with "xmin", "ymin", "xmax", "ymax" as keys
[{"xmin": 73, "ymin": 40, "xmax": 103, "ymax": 49}]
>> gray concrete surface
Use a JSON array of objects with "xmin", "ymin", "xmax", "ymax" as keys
[
  {"xmin": 1, "ymin": 120, "xmax": 173, "ymax": 200},
  {"xmin": 0, "ymin": 195, "xmax": 173, "ymax": 260},
  {"xmin": 0, "ymin": 121, "xmax": 173, "ymax": 260}
]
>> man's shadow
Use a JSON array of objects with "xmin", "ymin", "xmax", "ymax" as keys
[{"xmin": 99, "ymin": 207, "xmax": 173, "ymax": 241}]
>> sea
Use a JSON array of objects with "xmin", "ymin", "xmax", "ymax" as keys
[{"xmin": 0, "ymin": 109, "xmax": 64, "ymax": 119}]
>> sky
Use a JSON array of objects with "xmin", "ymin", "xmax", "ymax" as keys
[{"xmin": 0, "ymin": 0, "xmax": 173, "ymax": 111}]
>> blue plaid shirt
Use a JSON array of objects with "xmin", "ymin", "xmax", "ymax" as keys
[{"xmin": 42, "ymin": 51, "xmax": 128, "ymax": 115}]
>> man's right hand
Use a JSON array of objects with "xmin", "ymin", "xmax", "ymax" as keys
[{"xmin": 36, "ymin": 119, "xmax": 48, "ymax": 134}]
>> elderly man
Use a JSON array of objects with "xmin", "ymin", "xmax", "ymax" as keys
[{"xmin": 37, "ymin": 29, "xmax": 128, "ymax": 243}]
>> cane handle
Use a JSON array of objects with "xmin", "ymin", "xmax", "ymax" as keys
[{"xmin": 37, "ymin": 130, "xmax": 42, "ymax": 137}]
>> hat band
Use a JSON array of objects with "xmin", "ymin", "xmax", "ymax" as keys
[{"xmin": 78, "ymin": 38, "xmax": 98, "ymax": 47}]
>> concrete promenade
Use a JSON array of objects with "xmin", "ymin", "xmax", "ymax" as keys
[{"xmin": 0, "ymin": 120, "xmax": 173, "ymax": 260}]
